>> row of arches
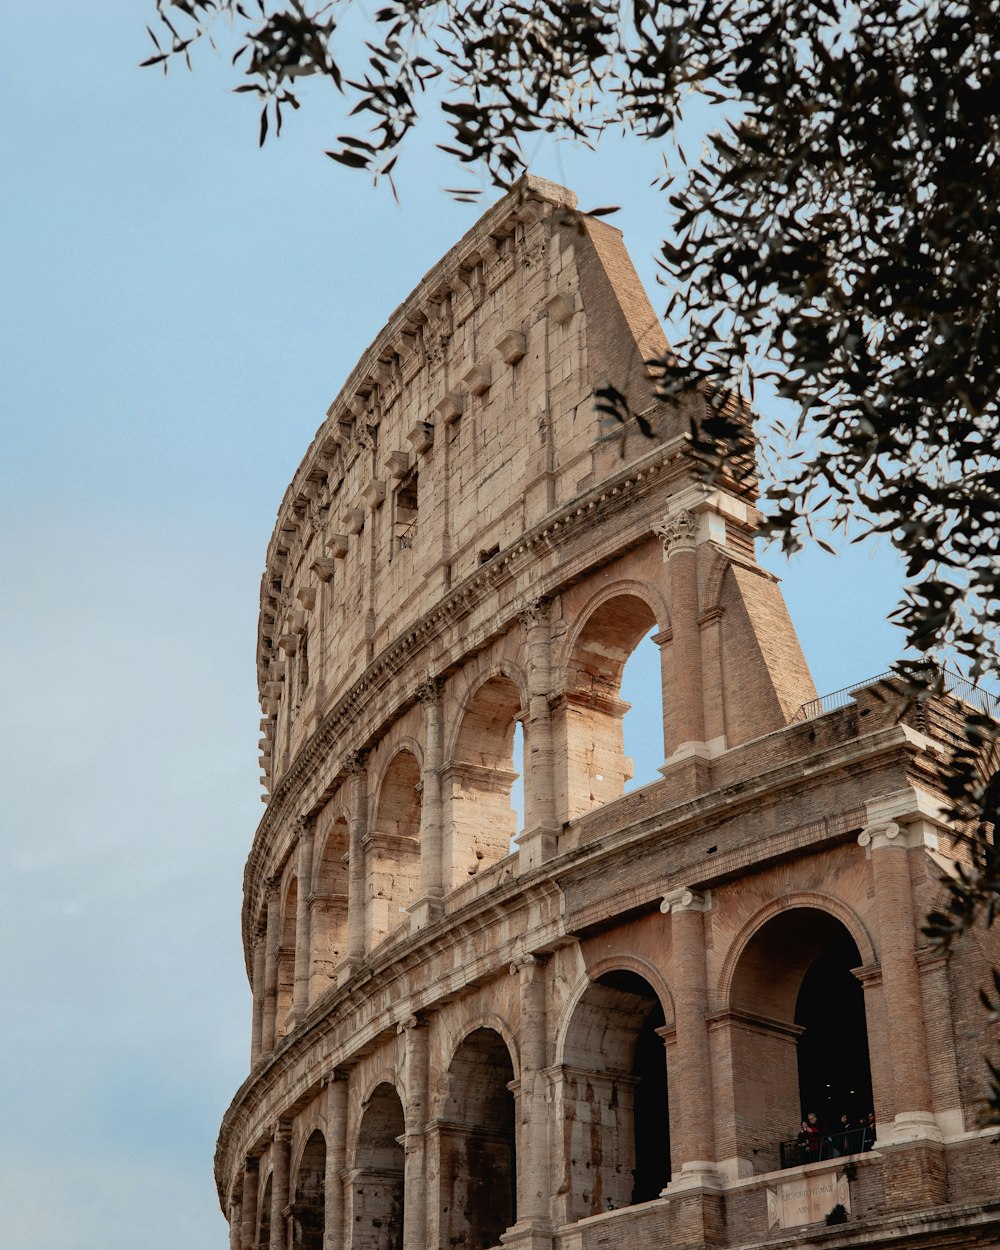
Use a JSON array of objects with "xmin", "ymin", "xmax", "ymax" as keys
[
  {"xmin": 243, "ymin": 904, "xmax": 876, "ymax": 1247},
  {"xmin": 262, "ymin": 592, "xmax": 668, "ymax": 1043}
]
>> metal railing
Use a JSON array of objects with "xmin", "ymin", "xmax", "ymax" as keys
[
  {"xmin": 793, "ymin": 665, "xmax": 999, "ymax": 723},
  {"xmin": 779, "ymin": 1126, "xmax": 874, "ymax": 1169}
]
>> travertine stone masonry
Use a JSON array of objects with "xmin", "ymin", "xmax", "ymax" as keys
[{"xmin": 219, "ymin": 179, "xmax": 999, "ymax": 1250}]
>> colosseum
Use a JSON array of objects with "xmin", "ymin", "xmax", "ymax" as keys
[{"xmin": 216, "ymin": 176, "xmax": 1000, "ymax": 1250}]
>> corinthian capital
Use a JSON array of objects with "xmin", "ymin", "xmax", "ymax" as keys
[
  {"xmin": 654, "ymin": 509, "xmax": 699, "ymax": 557},
  {"xmin": 518, "ymin": 597, "xmax": 551, "ymax": 629}
]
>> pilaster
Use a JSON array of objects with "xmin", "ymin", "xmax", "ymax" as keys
[
  {"xmin": 323, "ymin": 1070, "xmax": 348, "ymax": 1250},
  {"xmin": 516, "ymin": 599, "xmax": 559, "ymax": 872},
  {"xmin": 411, "ymin": 680, "xmax": 445, "ymax": 928}
]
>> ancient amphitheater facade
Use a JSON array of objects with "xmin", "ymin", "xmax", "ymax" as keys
[{"xmin": 217, "ymin": 177, "xmax": 999, "ymax": 1250}]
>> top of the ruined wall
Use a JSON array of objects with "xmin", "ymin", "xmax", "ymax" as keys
[{"xmin": 255, "ymin": 175, "xmax": 714, "ymax": 784}]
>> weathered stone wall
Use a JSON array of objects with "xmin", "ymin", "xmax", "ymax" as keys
[{"xmin": 220, "ymin": 178, "xmax": 1000, "ymax": 1250}]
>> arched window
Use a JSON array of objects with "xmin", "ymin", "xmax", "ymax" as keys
[
  {"xmin": 558, "ymin": 595, "xmax": 662, "ymax": 821},
  {"xmin": 558, "ymin": 971, "xmax": 670, "ymax": 1222},
  {"xmin": 352, "ymin": 1084, "xmax": 405, "ymax": 1250},
  {"xmin": 293, "ymin": 1130, "xmax": 326, "ymax": 1249},
  {"xmin": 439, "ymin": 1028, "xmax": 517, "ymax": 1249},
  {"xmin": 310, "ymin": 815, "xmax": 349, "ymax": 996},
  {"xmin": 277, "ymin": 877, "xmax": 297, "ymax": 1037},
  {"xmin": 727, "ymin": 907, "xmax": 874, "ymax": 1171},
  {"xmin": 445, "ymin": 676, "xmax": 522, "ymax": 890},
  {"xmin": 368, "ymin": 751, "xmax": 422, "ymax": 950},
  {"xmin": 258, "ymin": 1174, "xmax": 272, "ymax": 1250}
]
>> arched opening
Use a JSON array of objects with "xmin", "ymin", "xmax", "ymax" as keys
[
  {"xmin": 352, "ymin": 1083, "xmax": 405, "ymax": 1250},
  {"xmin": 277, "ymin": 877, "xmax": 298, "ymax": 1037},
  {"xmin": 620, "ymin": 629, "xmax": 666, "ymax": 789},
  {"xmin": 557, "ymin": 595, "xmax": 660, "ymax": 821},
  {"xmin": 439, "ymin": 1028, "xmax": 517, "ymax": 1250},
  {"xmin": 293, "ymin": 1130, "xmax": 326, "ymax": 1249},
  {"xmin": 728, "ymin": 907, "xmax": 874, "ymax": 1171},
  {"xmin": 558, "ymin": 971, "xmax": 669, "ymax": 1223},
  {"xmin": 510, "ymin": 720, "xmax": 525, "ymax": 848},
  {"xmin": 445, "ymin": 676, "xmax": 522, "ymax": 890},
  {"xmin": 311, "ymin": 815, "xmax": 349, "ymax": 997},
  {"xmin": 367, "ymin": 750, "xmax": 421, "ymax": 950},
  {"xmin": 258, "ymin": 1174, "xmax": 273, "ymax": 1250}
]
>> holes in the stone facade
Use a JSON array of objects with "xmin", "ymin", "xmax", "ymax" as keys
[
  {"xmin": 367, "ymin": 750, "xmax": 422, "ymax": 949},
  {"xmin": 297, "ymin": 632, "xmax": 310, "ymax": 697},
  {"xmin": 393, "ymin": 471, "xmax": 418, "ymax": 553},
  {"xmin": 293, "ymin": 1130, "xmax": 326, "ymax": 1250},
  {"xmin": 560, "ymin": 971, "xmax": 670, "ymax": 1221},
  {"xmin": 440, "ymin": 1028, "xmax": 517, "ymax": 1250},
  {"xmin": 277, "ymin": 876, "xmax": 298, "ymax": 1036},
  {"xmin": 728, "ymin": 908, "xmax": 874, "ymax": 1172},
  {"xmin": 311, "ymin": 816, "xmax": 349, "ymax": 996},
  {"xmin": 560, "ymin": 595, "xmax": 660, "ymax": 819},
  {"xmin": 352, "ymin": 1084, "xmax": 405, "ymax": 1250},
  {"xmin": 446, "ymin": 676, "xmax": 522, "ymax": 890}
]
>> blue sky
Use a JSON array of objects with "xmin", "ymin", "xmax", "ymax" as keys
[{"xmin": 0, "ymin": 6, "xmax": 907, "ymax": 1248}]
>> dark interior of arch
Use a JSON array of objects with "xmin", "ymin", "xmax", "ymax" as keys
[
  {"xmin": 294, "ymin": 1130, "xmax": 326, "ymax": 1250},
  {"xmin": 795, "ymin": 931, "xmax": 874, "ymax": 1131},
  {"xmin": 595, "ymin": 972, "xmax": 670, "ymax": 1203},
  {"xmin": 376, "ymin": 751, "xmax": 422, "ymax": 838},
  {"xmin": 353, "ymin": 1083, "xmax": 404, "ymax": 1250},
  {"xmin": 444, "ymin": 1028, "xmax": 517, "ymax": 1250}
]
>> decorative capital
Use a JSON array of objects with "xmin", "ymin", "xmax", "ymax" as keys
[
  {"xmin": 660, "ymin": 887, "xmax": 712, "ymax": 914},
  {"xmin": 272, "ymin": 1119, "xmax": 292, "ymax": 1143},
  {"xmin": 510, "ymin": 952, "xmax": 543, "ymax": 976},
  {"xmin": 396, "ymin": 1013, "xmax": 425, "ymax": 1034},
  {"xmin": 322, "ymin": 1067, "xmax": 350, "ymax": 1087},
  {"xmin": 416, "ymin": 677, "xmax": 443, "ymax": 706},
  {"xmin": 518, "ymin": 597, "xmax": 551, "ymax": 629},
  {"xmin": 654, "ymin": 508, "xmax": 698, "ymax": 557},
  {"xmin": 294, "ymin": 813, "xmax": 316, "ymax": 844},
  {"xmin": 858, "ymin": 820, "xmax": 927, "ymax": 852},
  {"xmin": 343, "ymin": 749, "xmax": 368, "ymax": 775}
]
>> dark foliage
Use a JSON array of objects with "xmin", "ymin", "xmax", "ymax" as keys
[{"xmin": 145, "ymin": 0, "xmax": 1000, "ymax": 1113}]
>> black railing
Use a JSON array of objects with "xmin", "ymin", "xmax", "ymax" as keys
[
  {"xmin": 793, "ymin": 665, "xmax": 999, "ymax": 723},
  {"xmin": 779, "ymin": 1126, "xmax": 874, "ymax": 1169}
]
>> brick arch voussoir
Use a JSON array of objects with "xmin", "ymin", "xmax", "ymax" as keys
[
  {"xmin": 555, "ymin": 578, "xmax": 669, "ymax": 689},
  {"xmin": 444, "ymin": 659, "xmax": 528, "ymax": 764},
  {"xmin": 701, "ymin": 548, "xmax": 733, "ymax": 617},
  {"xmin": 716, "ymin": 891, "xmax": 877, "ymax": 1012}
]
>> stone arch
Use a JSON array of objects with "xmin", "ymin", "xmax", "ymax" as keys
[
  {"xmin": 367, "ymin": 747, "xmax": 422, "ymax": 950},
  {"xmin": 310, "ymin": 806, "xmax": 350, "ymax": 996},
  {"xmin": 717, "ymin": 892, "xmax": 876, "ymax": 1009},
  {"xmin": 436, "ymin": 1012, "xmax": 522, "ymax": 1109},
  {"xmin": 437, "ymin": 1026, "xmax": 518, "ymax": 1250},
  {"xmin": 554, "ymin": 585, "xmax": 666, "ymax": 820},
  {"xmin": 721, "ymin": 899, "xmax": 876, "ymax": 1172},
  {"xmin": 351, "ymin": 1082, "xmax": 405, "ymax": 1250},
  {"xmin": 277, "ymin": 875, "xmax": 298, "ymax": 1036},
  {"xmin": 556, "ymin": 955, "xmax": 676, "ymax": 1060},
  {"xmin": 555, "ymin": 966, "xmax": 671, "ymax": 1223},
  {"xmin": 444, "ymin": 658, "xmax": 529, "ymax": 761},
  {"xmin": 443, "ymin": 668, "xmax": 526, "ymax": 891},
  {"xmin": 292, "ymin": 1129, "xmax": 326, "ymax": 1250},
  {"xmin": 701, "ymin": 547, "xmax": 733, "ymax": 617}
]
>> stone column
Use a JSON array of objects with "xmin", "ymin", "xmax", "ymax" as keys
[
  {"xmin": 654, "ymin": 511, "xmax": 706, "ymax": 754},
  {"xmin": 509, "ymin": 954, "xmax": 552, "ymax": 1241},
  {"xmin": 345, "ymin": 752, "xmax": 368, "ymax": 967},
  {"xmin": 323, "ymin": 1070, "xmax": 349, "ymax": 1250},
  {"xmin": 412, "ymin": 680, "xmax": 445, "ymax": 928},
  {"xmin": 250, "ymin": 929, "xmax": 266, "ymax": 1066},
  {"xmin": 240, "ymin": 1156, "xmax": 259, "ymax": 1250},
  {"xmin": 261, "ymin": 879, "xmax": 281, "ymax": 1055},
  {"xmin": 518, "ymin": 599, "xmax": 558, "ymax": 871},
  {"xmin": 858, "ymin": 809, "xmax": 947, "ymax": 1207},
  {"xmin": 661, "ymin": 888, "xmax": 718, "ymax": 1186},
  {"xmin": 289, "ymin": 816, "xmax": 315, "ymax": 1025},
  {"xmin": 400, "ymin": 1015, "xmax": 430, "ymax": 1250},
  {"xmin": 270, "ymin": 1120, "xmax": 292, "ymax": 1250}
]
